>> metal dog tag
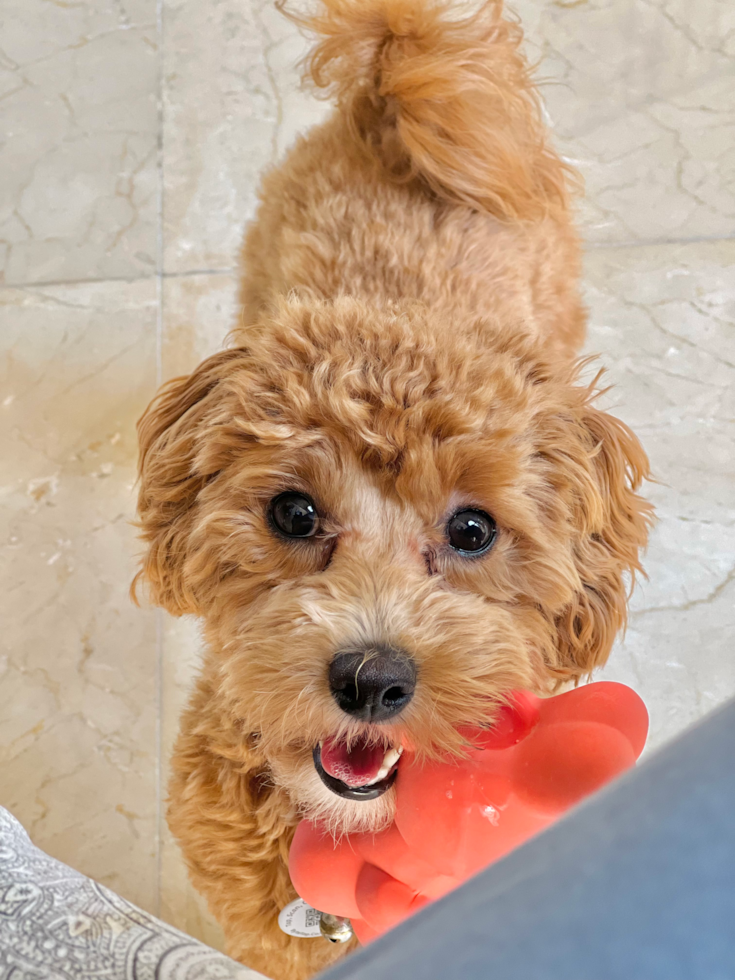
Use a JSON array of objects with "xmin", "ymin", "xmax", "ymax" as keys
[
  {"xmin": 319, "ymin": 913, "xmax": 353, "ymax": 943},
  {"xmin": 278, "ymin": 898, "xmax": 323, "ymax": 938}
]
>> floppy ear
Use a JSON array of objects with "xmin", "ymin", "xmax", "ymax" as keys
[
  {"xmin": 133, "ymin": 349, "xmax": 245, "ymax": 616},
  {"xmin": 552, "ymin": 401, "xmax": 654, "ymax": 680}
]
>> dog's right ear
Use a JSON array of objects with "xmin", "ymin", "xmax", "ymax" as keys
[{"xmin": 133, "ymin": 349, "xmax": 245, "ymax": 616}]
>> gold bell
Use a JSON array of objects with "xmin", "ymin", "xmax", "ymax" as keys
[{"xmin": 319, "ymin": 912, "xmax": 354, "ymax": 943}]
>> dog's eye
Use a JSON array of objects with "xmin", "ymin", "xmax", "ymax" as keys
[
  {"xmin": 446, "ymin": 509, "xmax": 497, "ymax": 555},
  {"xmin": 269, "ymin": 492, "xmax": 319, "ymax": 538}
]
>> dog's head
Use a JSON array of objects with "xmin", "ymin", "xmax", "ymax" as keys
[{"xmin": 135, "ymin": 297, "xmax": 651, "ymax": 832}]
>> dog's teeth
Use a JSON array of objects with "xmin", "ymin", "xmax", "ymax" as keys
[
  {"xmin": 318, "ymin": 740, "xmax": 404, "ymax": 787},
  {"xmin": 362, "ymin": 746, "xmax": 403, "ymax": 786}
]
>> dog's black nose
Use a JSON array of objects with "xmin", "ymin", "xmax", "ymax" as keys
[{"xmin": 328, "ymin": 646, "xmax": 416, "ymax": 722}]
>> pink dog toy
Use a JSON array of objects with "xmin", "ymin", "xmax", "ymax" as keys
[{"xmin": 289, "ymin": 681, "xmax": 648, "ymax": 943}]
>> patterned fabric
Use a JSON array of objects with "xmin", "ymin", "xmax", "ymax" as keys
[{"xmin": 0, "ymin": 806, "xmax": 262, "ymax": 980}]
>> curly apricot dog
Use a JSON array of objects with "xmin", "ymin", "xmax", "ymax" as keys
[{"xmin": 135, "ymin": 1, "xmax": 652, "ymax": 976}]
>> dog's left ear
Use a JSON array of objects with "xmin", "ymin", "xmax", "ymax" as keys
[
  {"xmin": 551, "ymin": 400, "xmax": 653, "ymax": 681},
  {"xmin": 133, "ymin": 349, "xmax": 247, "ymax": 616}
]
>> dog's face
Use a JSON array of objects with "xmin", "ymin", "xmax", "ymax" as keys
[{"xmin": 136, "ymin": 298, "xmax": 650, "ymax": 832}]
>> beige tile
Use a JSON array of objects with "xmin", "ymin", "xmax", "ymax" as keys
[
  {"xmin": 162, "ymin": 0, "xmax": 330, "ymax": 273},
  {"xmin": 512, "ymin": 0, "xmax": 735, "ymax": 243},
  {"xmin": 0, "ymin": 0, "xmax": 158, "ymax": 286},
  {"xmin": 156, "ymin": 273, "xmax": 239, "ymax": 945},
  {"xmin": 161, "ymin": 0, "xmax": 734, "ymax": 271},
  {"xmin": 162, "ymin": 273, "xmax": 240, "ymax": 375},
  {"xmin": 583, "ymin": 241, "xmax": 735, "ymax": 748},
  {"xmin": 0, "ymin": 280, "xmax": 159, "ymax": 909}
]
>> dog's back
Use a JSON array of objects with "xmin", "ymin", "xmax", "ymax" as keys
[{"xmin": 242, "ymin": 0, "xmax": 585, "ymax": 355}]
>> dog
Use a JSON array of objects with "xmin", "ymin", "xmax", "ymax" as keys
[{"xmin": 134, "ymin": 1, "xmax": 653, "ymax": 977}]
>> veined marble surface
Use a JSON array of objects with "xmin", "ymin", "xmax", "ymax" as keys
[{"xmin": 1, "ymin": 0, "xmax": 733, "ymax": 951}]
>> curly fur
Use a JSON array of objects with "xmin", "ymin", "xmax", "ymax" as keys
[{"xmin": 134, "ymin": 2, "xmax": 652, "ymax": 977}]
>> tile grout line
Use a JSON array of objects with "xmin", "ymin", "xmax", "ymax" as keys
[
  {"xmin": 584, "ymin": 233, "xmax": 735, "ymax": 251},
  {"xmin": 1, "ymin": 268, "xmax": 238, "ymax": 290},
  {"xmin": 3, "ymin": 234, "xmax": 735, "ymax": 294},
  {"xmin": 154, "ymin": 0, "xmax": 165, "ymax": 924}
]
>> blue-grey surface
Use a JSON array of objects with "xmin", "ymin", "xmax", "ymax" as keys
[
  {"xmin": 319, "ymin": 699, "xmax": 735, "ymax": 980},
  {"xmin": 0, "ymin": 806, "xmax": 263, "ymax": 980}
]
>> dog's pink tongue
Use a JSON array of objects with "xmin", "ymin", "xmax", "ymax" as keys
[{"xmin": 321, "ymin": 737, "xmax": 385, "ymax": 787}]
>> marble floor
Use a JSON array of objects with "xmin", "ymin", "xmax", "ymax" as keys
[{"xmin": 1, "ymin": 0, "xmax": 733, "ymax": 953}]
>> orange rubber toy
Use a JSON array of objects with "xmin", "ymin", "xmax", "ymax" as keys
[{"xmin": 288, "ymin": 681, "xmax": 648, "ymax": 943}]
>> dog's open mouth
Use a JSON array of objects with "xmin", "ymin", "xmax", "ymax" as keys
[{"xmin": 313, "ymin": 734, "xmax": 403, "ymax": 801}]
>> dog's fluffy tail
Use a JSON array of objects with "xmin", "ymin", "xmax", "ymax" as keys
[{"xmin": 278, "ymin": 0, "xmax": 577, "ymax": 221}]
